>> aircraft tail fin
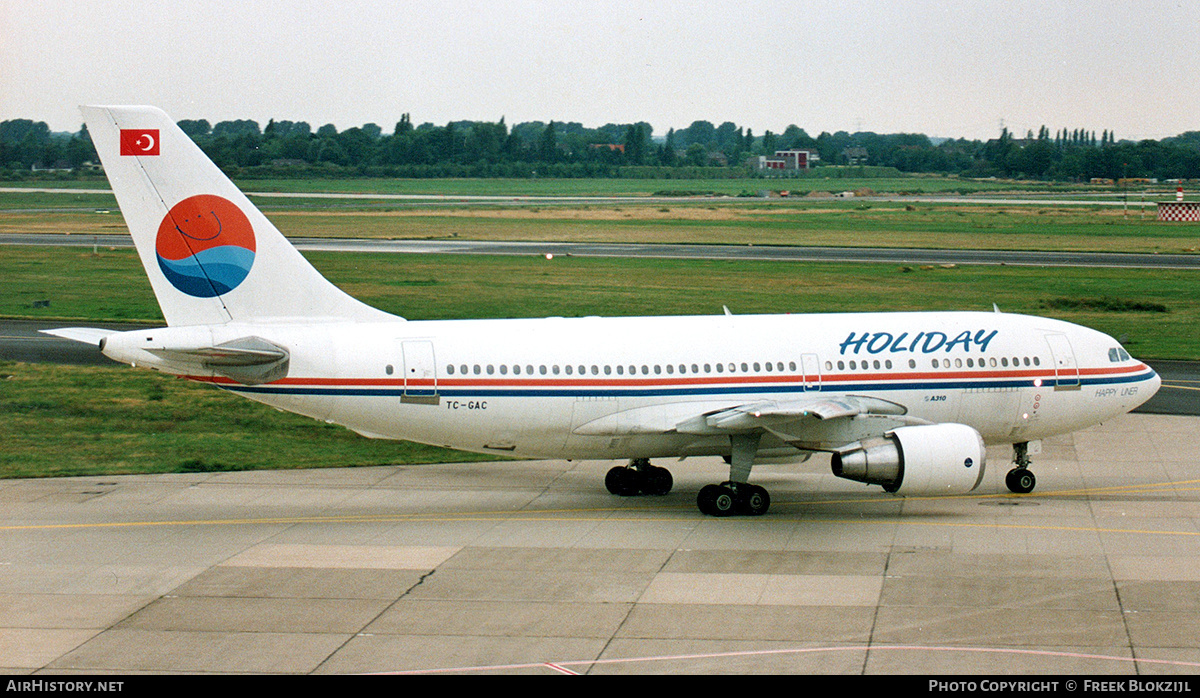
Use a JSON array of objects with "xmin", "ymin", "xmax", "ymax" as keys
[{"xmin": 82, "ymin": 105, "xmax": 396, "ymax": 326}]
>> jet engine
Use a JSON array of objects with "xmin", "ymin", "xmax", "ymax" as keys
[{"xmin": 830, "ymin": 423, "xmax": 986, "ymax": 495}]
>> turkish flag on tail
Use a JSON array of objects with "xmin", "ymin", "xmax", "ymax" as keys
[{"xmin": 120, "ymin": 129, "xmax": 160, "ymax": 156}]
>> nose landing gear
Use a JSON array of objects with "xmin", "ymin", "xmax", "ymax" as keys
[{"xmin": 1006, "ymin": 441, "xmax": 1037, "ymax": 494}]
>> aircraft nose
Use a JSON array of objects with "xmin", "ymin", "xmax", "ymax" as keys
[{"xmin": 1147, "ymin": 368, "xmax": 1162, "ymax": 397}]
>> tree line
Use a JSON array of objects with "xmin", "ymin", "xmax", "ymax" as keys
[{"xmin": 3, "ymin": 114, "xmax": 1200, "ymax": 181}]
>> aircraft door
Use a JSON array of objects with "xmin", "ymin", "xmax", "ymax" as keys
[
  {"xmin": 401, "ymin": 340, "xmax": 439, "ymax": 403},
  {"xmin": 801, "ymin": 353, "xmax": 821, "ymax": 391},
  {"xmin": 1045, "ymin": 334, "xmax": 1080, "ymax": 390}
]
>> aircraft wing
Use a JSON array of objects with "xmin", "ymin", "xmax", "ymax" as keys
[{"xmin": 574, "ymin": 394, "xmax": 925, "ymax": 451}]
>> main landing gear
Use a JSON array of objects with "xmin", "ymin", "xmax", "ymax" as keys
[
  {"xmin": 605, "ymin": 433, "xmax": 773, "ymax": 517},
  {"xmin": 696, "ymin": 432, "xmax": 771, "ymax": 517},
  {"xmin": 696, "ymin": 481, "xmax": 771, "ymax": 517},
  {"xmin": 1005, "ymin": 441, "xmax": 1037, "ymax": 494},
  {"xmin": 605, "ymin": 458, "xmax": 673, "ymax": 497}
]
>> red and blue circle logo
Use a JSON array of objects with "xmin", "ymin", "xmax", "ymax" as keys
[{"xmin": 156, "ymin": 195, "xmax": 256, "ymax": 298}]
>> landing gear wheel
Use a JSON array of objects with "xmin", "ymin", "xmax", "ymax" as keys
[
  {"xmin": 606, "ymin": 463, "xmax": 674, "ymax": 497},
  {"xmin": 698, "ymin": 483, "xmax": 769, "ymax": 516},
  {"xmin": 697, "ymin": 484, "xmax": 737, "ymax": 517},
  {"xmin": 1006, "ymin": 467, "xmax": 1036, "ymax": 494},
  {"xmin": 605, "ymin": 466, "xmax": 640, "ymax": 496},
  {"xmin": 643, "ymin": 466, "xmax": 673, "ymax": 496},
  {"xmin": 738, "ymin": 484, "xmax": 771, "ymax": 516}
]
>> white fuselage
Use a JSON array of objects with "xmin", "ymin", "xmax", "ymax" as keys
[{"xmin": 105, "ymin": 310, "xmax": 1161, "ymax": 462}]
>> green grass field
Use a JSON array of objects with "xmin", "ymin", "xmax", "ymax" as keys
[
  {"xmin": 0, "ymin": 361, "xmax": 496, "ymax": 479},
  {"xmin": 3, "ymin": 198, "xmax": 1197, "ymax": 255},
  {"xmin": 4, "ymin": 245, "xmax": 1196, "ymax": 358}
]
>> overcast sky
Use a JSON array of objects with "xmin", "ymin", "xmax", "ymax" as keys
[{"xmin": 3, "ymin": 0, "xmax": 1198, "ymax": 141}]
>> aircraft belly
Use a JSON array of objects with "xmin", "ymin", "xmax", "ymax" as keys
[{"xmin": 240, "ymin": 390, "xmax": 335, "ymax": 424}]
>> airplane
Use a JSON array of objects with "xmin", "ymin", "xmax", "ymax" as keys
[{"xmin": 46, "ymin": 105, "xmax": 1162, "ymax": 517}]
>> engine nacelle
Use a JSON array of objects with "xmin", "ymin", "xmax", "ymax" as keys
[{"xmin": 830, "ymin": 423, "xmax": 986, "ymax": 495}]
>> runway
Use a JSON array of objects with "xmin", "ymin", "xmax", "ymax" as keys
[
  {"xmin": 4, "ymin": 232, "xmax": 1200, "ymax": 270},
  {"xmin": 2, "ymin": 413, "xmax": 1199, "ymax": 674}
]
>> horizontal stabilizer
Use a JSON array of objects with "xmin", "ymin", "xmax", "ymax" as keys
[
  {"xmin": 146, "ymin": 336, "xmax": 290, "ymax": 385},
  {"xmin": 40, "ymin": 327, "xmax": 114, "ymax": 346}
]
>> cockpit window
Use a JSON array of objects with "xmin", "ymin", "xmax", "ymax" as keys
[{"xmin": 1109, "ymin": 347, "xmax": 1132, "ymax": 362}]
